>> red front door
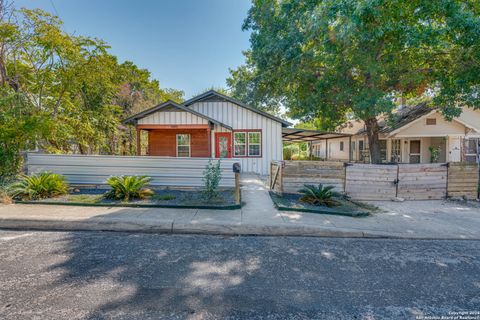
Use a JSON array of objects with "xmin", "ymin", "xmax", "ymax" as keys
[{"xmin": 215, "ymin": 133, "xmax": 232, "ymax": 158}]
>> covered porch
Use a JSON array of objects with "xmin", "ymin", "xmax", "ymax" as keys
[{"xmin": 125, "ymin": 100, "xmax": 233, "ymax": 158}]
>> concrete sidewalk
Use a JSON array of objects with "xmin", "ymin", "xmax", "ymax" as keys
[{"xmin": 0, "ymin": 175, "xmax": 479, "ymax": 239}]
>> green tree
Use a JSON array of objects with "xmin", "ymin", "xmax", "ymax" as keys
[
  {"xmin": 233, "ymin": 0, "xmax": 480, "ymax": 163},
  {"xmin": 227, "ymin": 51, "xmax": 283, "ymax": 115},
  {"xmin": 0, "ymin": 1, "xmax": 183, "ymax": 178}
]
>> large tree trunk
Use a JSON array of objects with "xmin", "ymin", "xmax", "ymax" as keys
[{"xmin": 364, "ymin": 117, "xmax": 382, "ymax": 164}]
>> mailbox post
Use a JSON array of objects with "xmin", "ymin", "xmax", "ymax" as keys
[{"xmin": 233, "ymin": 163, "xmax": 241, "ymax": 205}]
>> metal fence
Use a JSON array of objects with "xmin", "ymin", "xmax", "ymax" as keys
[{"xmin": 27, "ymin": 153, "xmax": 237, "ymax": 187}]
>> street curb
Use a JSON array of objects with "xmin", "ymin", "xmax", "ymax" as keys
[
  {"xmin": 0, "ymin": 218, "xmax": 478, "ymax": 240},
  {"xmin": 15, "ymin": 200, "xmax": 242, "ymax": 210}
]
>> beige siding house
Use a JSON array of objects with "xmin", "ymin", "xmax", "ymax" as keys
[{"xmin": 312, "ymin": 104, "xmax": 480, "ymax": 164}]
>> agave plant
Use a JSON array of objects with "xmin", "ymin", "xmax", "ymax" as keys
[
  {"xmin": 9, "ymin": 172, "xmax": 69, "ymax": 200},
  {"xmin": 104, "ymin": 175, "xmax": 154, "ymax": 201},
  {"xmin": 298, "ymin": 184, "xmax": 339, "ymax": 207}
]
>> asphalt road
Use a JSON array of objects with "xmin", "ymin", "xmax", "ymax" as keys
[{"xmin": 0, "ymin": 230, "xmax": 479, "ymax": 320}]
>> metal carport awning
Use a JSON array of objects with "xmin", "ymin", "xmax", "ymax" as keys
[{"xmin": 282, "ymin": 128, "xmax": 352, "ymax": 142}]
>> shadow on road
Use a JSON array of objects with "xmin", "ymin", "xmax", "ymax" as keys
[{"xmin": 43, "ymin": 227, "xmax": 304, "ymax": 319}]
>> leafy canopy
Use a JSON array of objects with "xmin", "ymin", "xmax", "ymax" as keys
[
  {"xmin": 230, "ymin": 0, "xmax": 480, "ymax": 162},
  {"xmin": 0, "ymin": 3, "xmax": 183, "ymax": 178}
]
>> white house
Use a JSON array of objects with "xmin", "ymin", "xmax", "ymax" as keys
[
  {"xmin": 124, "ymin": 90, "xmax": 291, "ymax": 175},
  {"xmin": 312, "ymin": 103, "xmax": 480, "ymax": 163}
]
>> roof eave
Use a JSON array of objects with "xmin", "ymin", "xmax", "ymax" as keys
[{"xmin": 184, "ymin": 90, "xmax": 292, "ymax": 127}]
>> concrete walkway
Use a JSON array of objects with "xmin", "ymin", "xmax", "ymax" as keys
[{"xmin": 0, "ymin": 174, "xmax": 479, "ymax": 239}]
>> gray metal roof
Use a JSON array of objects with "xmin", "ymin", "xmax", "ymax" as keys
[
  {"xmin": 282, "ymin": 128, "xmax": 352, "ymax": 142},
  {"xmin": 122, "ymin": 100, "xmax": 232, "ymax": 130},
  {"xmin": 183, "ymin": 90, "xmax": 292, "ymax": 127}
]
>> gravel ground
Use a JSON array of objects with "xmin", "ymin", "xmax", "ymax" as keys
[
  {"xmin": 33, "ymin": 188, "xmax": 236, "ymax": 206},
  {"xmin": 0, "ymin": 230, "xmax": 479, "ymax": 319}
]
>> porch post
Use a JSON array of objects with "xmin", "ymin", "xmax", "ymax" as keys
[
  {"xmin": 325, "ymin": 139, "xmax": 328, "ymax": 160},
  {"xmin": 348, "ymin": 136, "xmax": 352, "ymax": 162},
  {"xmin": 136, "ymin": 127, "xmax": 141, "ymax": 156},
  {"xmin": 207, "ymin": 126, "xmax": 212, "ymax": 158}
]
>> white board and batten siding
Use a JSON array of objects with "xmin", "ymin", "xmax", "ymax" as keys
[
  {"xmin": 137, "ymin": 111, "xmax": 208, "ymax": 125},
  {"xmin": 190, "ymin": 101, "xmax": 283, "ymax": 175},
  {"xmin": 27, "ymin": 153, "xmax": 236, "ymax": 187}
]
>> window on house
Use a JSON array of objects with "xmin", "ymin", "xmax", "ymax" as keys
[
  {"xmin": 234, "ymin": 132, "xmax": 246, "ymax": 156},
  {"xmin": 340, "ymin": 141, "xmax": 344, "ymax": 151},
  {"xmin": 233, "ymin": 131, "xmax": 262, "ymax": 157},
  {"xmin": 391, "ymin": 139, "xmax": 401, "ymax": 163},
  {"xmin": 358, "ymin": 140, "xmax": 365, "ymax": 162},
  {"xmin": 426, "ymin": 118, "xmax": 437, "ymax": 125},
  {"xmin": 248, "ymin": 132, "xmax": 261, "ymax": 156},
  {"xmin": 464, "ymin": 138, "xmax": 479, "ymax": 163},
  {"xmin": 351, "ymin": 141, "xmax": 356, "ymax": 151},
  {"xmin": 176, "ymin": 134, "xmax": 190, "ymax": 157},
  {"xmin": 379, "ymin": 140, "xmax": 387, "ymax": 162}
]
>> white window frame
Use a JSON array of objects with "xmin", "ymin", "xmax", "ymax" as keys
[
  {"xmin": 248, "ymin": 132, "xmax": 262, "ymax": 157},
  {"xmin": 233, "ymin": 132, "xmax": 247, "ymax": 157},
  {"xmin": 391, "ymin": 139, "xmax": 402, "ymax": 163},
  {"xmin": 176, "ymin": 134, "xmax": 191, "ymax": 157}
]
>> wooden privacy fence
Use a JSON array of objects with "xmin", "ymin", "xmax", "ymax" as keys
[
  {"xmin": 345, "ymin": 163, "xmax": 448, "ymax": 200},
  {"xmin": 27, "ymin": 153, "xmax": 237, "ymax": 187},
  {"xmin": 447, "ymin": 163, "xmax": 479, "ymax": 199},
  {"xmin": 344, "ymin": 164, "xmax": 398, "ymax": 200},
  {"xmin": 270, "ymin": 161, "xmax": 345, "ymax": 194},
  {"xmin": 271, "ymin": 161, "xmax": 478, "ymax": 200}
]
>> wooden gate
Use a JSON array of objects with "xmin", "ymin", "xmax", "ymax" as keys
[
  {"xmin": 345, "ymin": 164, "xmax": 398, "ymax": 200},
  {"xmin": 397, "ymin": 164, "xmax": 447, "ymax": 200}
]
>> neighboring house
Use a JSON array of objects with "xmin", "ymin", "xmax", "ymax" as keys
[
  {"xmin": 312, "ymin": 103, "xmax": 480, "ymax": 164},
  {"xmin": 124, "ymin": 90, "xmax": 291, "ymax": 175}
]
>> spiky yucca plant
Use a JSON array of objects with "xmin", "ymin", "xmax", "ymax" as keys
[
  {"xmin": 105, "ymin": 175, "xmax": 154, "ymax": 201},
  {"xmin": 9, "ymin": 172, "xmax": 69, "ymax": 200},
  {"xmin": 298, "ymin": 184, "xmax": 339, "ymax": 207}
]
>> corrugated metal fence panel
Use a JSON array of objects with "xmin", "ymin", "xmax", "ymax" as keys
[
  {"xmin": 27, "ymin": 154, "xmax": 237, "ymax": 187},
  {"xmin": 397, "ymin": 164, "xmax": 447, "ymax": 200},
  {"xmin": 281, "ymin": 161, "xmax": 345, "ymax": 193},
  {"xmin": 345, "ymin": 164, "xmax": 398, "ymax": 200},
  {"xmin": 447, "ymin": 163, "xmax": 479, "ymax": 199}
]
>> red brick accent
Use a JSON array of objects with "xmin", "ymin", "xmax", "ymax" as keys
[{"xmin": 148, "ymin": 129, "xmax": 209, "ymax": 157}]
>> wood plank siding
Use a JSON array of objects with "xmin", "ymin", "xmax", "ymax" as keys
[
  {"xmin": 138, "ymin": 111, "xmax": 209, "ymax": 126},
  {"xmin": 190, "ymin": 101, "xmax": 283, "ymax": 175}
]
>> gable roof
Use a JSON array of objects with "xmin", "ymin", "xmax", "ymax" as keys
[
  {"xmin": 122, "ymin": 100, "xmax": 232, "ymax": 130},
  {"xmin": 183, "ymin": 90, "xmax": 292, "ymax": 127},
  {"xmin": 381, "ymin": 103, "xmax": 433, "ymax": 134},
  {"xmin": 344, "ymin": 103, "xmax": 435, "ymax": 136}
]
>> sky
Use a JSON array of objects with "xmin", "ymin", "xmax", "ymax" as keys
[{"xmin": 15, "ymin": 0, "xmax": 252, "ymax": 99}]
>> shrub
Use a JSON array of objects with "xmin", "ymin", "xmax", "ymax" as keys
[
  {"xmin": 429, "ymin": 146, "xmax": 441, "ymax": 163},
  {"xmin": 9, "ymin": 172, "xmax": 69, "ymax": 200},
  {"xmin": 298, "ymin": 183, "xmax": 339, "ymax": 207},
  {"xmin": 104, "ymin": 175, "xmax": 154, "ymax": 201},
  {"xmin": 203, "ymin": 160, "xmax": 222, "ymax": 200},
  {"xmin": 0, "ymin": 188, "xmax": 12, "ymax": 204}
]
